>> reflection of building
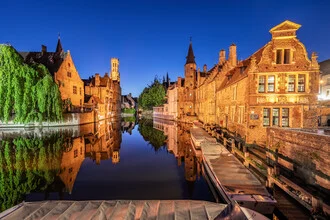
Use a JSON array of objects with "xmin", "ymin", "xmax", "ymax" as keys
[
  {"xmin": 58, "ymin": 120, "xmax": 122, "ymax": 196},
  {"xmin": 153, "ymin": 119, "xmax": 201, "ymax": 182},
  {"xmin": 84, "ymin": 120, "xmax": 122, "ymax": 165},
  {"xmin": 59, "ymin": 137, "xmax": 85, "ymax": 194}
]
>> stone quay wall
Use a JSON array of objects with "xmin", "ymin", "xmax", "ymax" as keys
[{"xmin": 266, "ymin": 127, "xmax": 330, "ymax": 192}]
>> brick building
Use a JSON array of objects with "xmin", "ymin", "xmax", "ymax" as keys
[
  {"xmin": 84, "ymin": 58, "xmax": 122, "ymax": 119},
  {"xmin": 164, "ymin": 20, "xmax": 320, "ymax": 146},
  {"xmin": 19, "ymin": 37, "xmax": 84, "ymax": 109}
]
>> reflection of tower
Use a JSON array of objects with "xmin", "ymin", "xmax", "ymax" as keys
[
  {"xmin": 111, "ymin": 120, "xmax": 122, "ymax": 164},
  {"xmin": 112, "ymin": 151, "xmax": 120, "ymax": 164},
  {"xmin": 185, "ymin": 145, "xmax": 197, "ymax": 182},
  {"xmin": 110, "ymin": 58, "xmax": 120, "ymax": 82}
]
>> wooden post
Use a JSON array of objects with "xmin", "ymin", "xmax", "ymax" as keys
[
  {"xmin": 231, "ymin": 140, "xmax": 235, "ymax": 153},
  {"xmin": 312, "ymin": 197, "xmax": 323, "ymax": 214},
  {"xmin": 274, "ymin": 165, "xmax": 280, "ymax": 177},
  {"xmin": 223, "ymin": 137, "xmax": 227, "ymax": 148}
]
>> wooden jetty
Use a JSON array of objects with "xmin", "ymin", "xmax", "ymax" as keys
[{"xmin": 190, "ymin": 124, "xmax": 276, "ymax": 215}]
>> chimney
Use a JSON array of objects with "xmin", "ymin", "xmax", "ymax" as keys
[
  {"xmin": 95, "ymin": 73, "xmax": 100, "ymax": 86},
  {"xmin": 229, "ymin": 44, "xmax": 237, "ymax": 67},
  {"xmin": 203, "ymin": 64, "xmax": 207, "ymax": 72},
  {"xmin": 41, "ymin": 45, "xmax": 47, "ymax": 55},
  {"xmin": 219, "ymin": 49, "xmax": 226, "ymax": 64},
  {"xmin": 178, "ymin": 77, "xmax": 182, "ymax": 88}
]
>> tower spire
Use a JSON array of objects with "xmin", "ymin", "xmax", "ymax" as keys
[
  {"xmin": 186, "ymin": 39, "xmax": 195, "ymax": 65},
  {"xmin": 56, "ymin": 33, "xmax": 63, "ymax": 53}
]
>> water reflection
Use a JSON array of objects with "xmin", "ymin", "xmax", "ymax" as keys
[
  {"xmin": 145, "ymin": 118, "xmax": 203, "ymax": 184},
  {"xmin": 0, "ymin": 119, "xmax": 123, "ymax": 211},
  {"xmin": 0, "ymin": 117, "xmax": 213, "ymax": 212}
]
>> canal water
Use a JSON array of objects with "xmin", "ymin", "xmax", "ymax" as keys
[
  {"xmin": 0, "ymin": 118, "xmax": 214, "ymax": 213},
  {"xmin": 0, "ymin": 118, "xmax": 311, "ymax": 219}
]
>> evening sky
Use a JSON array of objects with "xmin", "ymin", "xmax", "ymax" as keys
[{"xmin": 1, "ymin": 0, "xmax": 330, "ymax": 97}]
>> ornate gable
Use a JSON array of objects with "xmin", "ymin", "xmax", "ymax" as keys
[{"xmin": 270, "ymin": 20, "xmax": 301, "ymax": 39}]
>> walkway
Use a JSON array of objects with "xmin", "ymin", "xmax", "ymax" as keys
[{"xmin": 1, "ymin": 200, "xmax": 226, "ymax": 220}]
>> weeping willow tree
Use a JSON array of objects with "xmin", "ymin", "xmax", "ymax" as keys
[
  {"xmin": 0, "ymin": 44, "xmax": 63, "ymax": 123},
  {"xmin": 0, "ymin": 134, "xmax": 64, "ymax": 211}
]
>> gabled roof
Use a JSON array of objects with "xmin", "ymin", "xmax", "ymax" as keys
[
  {"xmin": 269, "ymin": 20, "xmax": 301, "ymax": 33},
  {"xmin": 219, "ymin": 44, "xmax": 266, "ymax": 90},
  {"xmin": 19, "ymin": 51, "xmax": 67, "ymax": 75},
  {"xmin": 186, "ymin": 42, "xmax": 196, "ymax": 64}
]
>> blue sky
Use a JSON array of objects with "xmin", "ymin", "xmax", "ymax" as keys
[{"xmin": 1, "ymin": 0, "xmax": 330, "ymax": 97}]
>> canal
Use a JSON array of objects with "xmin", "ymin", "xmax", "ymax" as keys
[
  {"xmin": 0, "ymin": 118, "xmax": 311, "ymax": 219},
  {"xmin": 0, "ymin": 118, "xmax": 213, "ymax": 213}
]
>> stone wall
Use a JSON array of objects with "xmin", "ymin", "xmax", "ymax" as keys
[{"xmin": 267, "ymin": 127, "xmax": 330, "ymax": 192}]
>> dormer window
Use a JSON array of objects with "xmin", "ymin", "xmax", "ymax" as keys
[{"xmin": 276, "ymin": 49, "xmax": 291, "ymax": 64}]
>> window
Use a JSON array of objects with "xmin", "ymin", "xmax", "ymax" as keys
[
  {"xmin": 79, "ymin": 87, "xmax": 82, "ymax": 95},
  {"xmin": 231, "ymin": 106, "xmax": 236, "ymax": 121},
  {"xmin": 238, "ymin": 106, "xmax": 244, "ymax": 123},
  {"xmin": 276, "ymin": 49, "xmax": 282, "ymax": 64},
  {"xmin": 73, "ymin": 86, "xmax": 77, "ymax": 94},
  {"xmin": 282, "ymin": 108, "xmax": 289, "ymax": 127},
  {"xmin": 263, "ymin": 108, "xmax": 270, "ymax": 126},
  {"xmin": 272, "ymin": 108, "xmax": 279, "ymax": 126},
  {"xmin": 68, "ymin": 168, "xmax": 73, "ymax": 173},
  {"xmin": 268, "ymin": 75, "xmax": 275, "ymax": 92},
  {"xmin": 327, "ymin": 90, "xmax": 330, "ymax": 97},
  {"xmin": 288, "ymin": 75, "xmax": 295, "ymax": 92},
  {"xmin": 232, "ymin": 86, "xmax": 237, "ymax": 100},
  {"xmin": 67, "ymin": 72, "xmax": 71, "ymax": 77},
  {"xmin": 74, "ymin": 149, "xmax": 78, "ymax": 158},
  {"xmin": 298, "ymin": 74, "xmax": 305, "ymax": 92},
  {"xmin": 284, "ymin": 49, "xmax": 291, "ymax": 64},
  {"xmin": 276, "ymin": 49, "xmax": 291, "ymax": 64},
  {"xmin": 80, "ymin": 99, "xmax": 82, "ymax": 106},
  {"xmin": 258, "ymin": 76, "xmax": 266, "ymax": 92}
]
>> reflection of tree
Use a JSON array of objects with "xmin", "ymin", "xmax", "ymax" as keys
[
  {"xmin": 0, "ymin": 134, "xmax": 64, "ymax": 211},
  {"xmin": 138, "ymin": 119, "xmax": 167, "ymax": 151}
]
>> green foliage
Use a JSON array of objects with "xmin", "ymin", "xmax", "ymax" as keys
[
  {"xmin": 122, "ymin": 116, "xmax": 136, "ymax": 122},
  {"xmin": 122, "ymin": 108, "xmax": 136, "ymax": 114},
  {"xmin": 138, "ymin": 77, "xmax": 166, "ymax": 110},
  {"xmin": 0, "ymin": 134, "xmax": 64, "ymax": 211},
  {"xmin": 138, "ymin": 119, "xmax": 167, "ymax": 151},
  {"xmin": 0, "ymin": 45, "xmax": 63, "ymax": 123}
]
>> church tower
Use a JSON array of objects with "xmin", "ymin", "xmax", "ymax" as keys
[
  {"xmin": 184, "ymin": 41, "xmax": 197, "ymax": 89},
  {"xmin": 110, "ymin": 58, "xmax": 120, "ymax": 82}
]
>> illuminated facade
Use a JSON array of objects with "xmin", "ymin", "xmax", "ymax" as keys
[
  {"xmin": 164, "ymin": 20, "xmax": 320, "ymax": 146},
  {"xmin": 19, "ymin": 37, "xmax": 84, "ymax": 109},
  {"xmin": 84, "ymin": 59, "xmax": 122, "ymax": 119}
]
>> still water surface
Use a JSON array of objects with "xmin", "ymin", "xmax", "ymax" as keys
[{"xmin": 0, "ymin": 119, "xmax": 214, "ymax": 212}]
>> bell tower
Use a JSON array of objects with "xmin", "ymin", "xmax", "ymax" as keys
[
  {"xmin": 184, "ymin": 40, "xmax": 197, "ymax": 89},
  {"xmin": 110, "ymin": 58, "xmax": 120, "ymax": 82}
]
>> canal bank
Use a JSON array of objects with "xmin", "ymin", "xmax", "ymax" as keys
[
  {"xmin": 191, "ymin": 121, "xmax": 329, "ymax": 218},
  {"xmin": 190, "ymin": 123, "xmax": 276, "ymax": 215}
]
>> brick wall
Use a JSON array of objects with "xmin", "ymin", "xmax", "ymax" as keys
[{"xmin": 267, "ymin": 127, "xmax": 330, "ymax": 191}]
